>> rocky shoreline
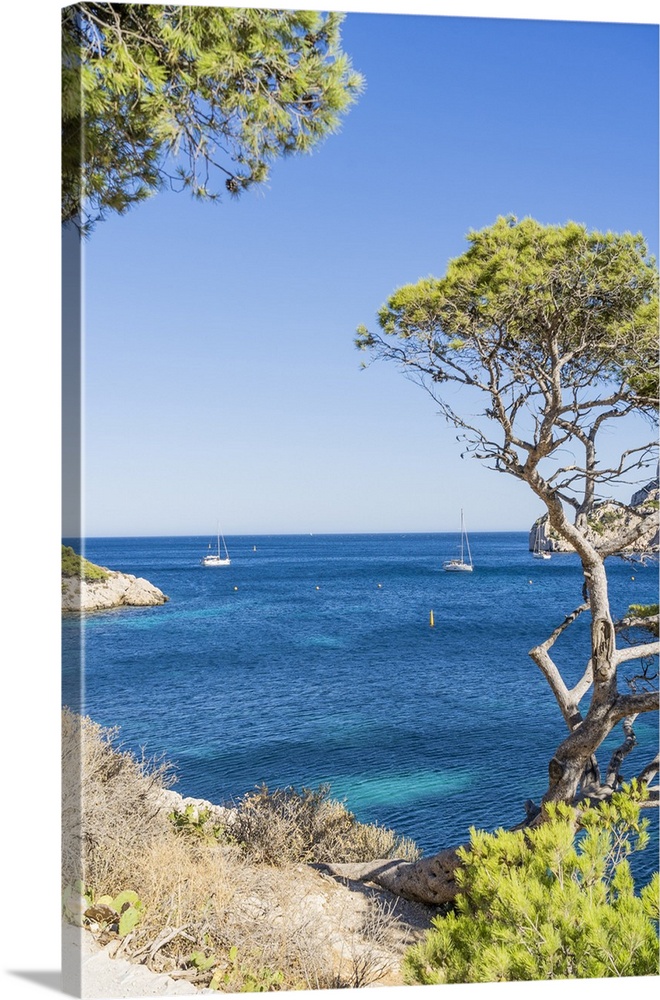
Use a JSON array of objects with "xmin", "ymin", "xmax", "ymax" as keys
[
  {"xmin": 64, "ymin": 781, "xmax": 434, "ymax": 998},
  {"xmin": 529, "ymin": 479, "xmax": 659, "ymax": 555},
  {"xmin": 62, "ymin": 568, "xmax": 169, "ymax": 613}
]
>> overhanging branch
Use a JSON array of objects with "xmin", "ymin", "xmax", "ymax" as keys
[{"xmin": 611, "ymin": 690, "xmax": 659, "ymax": 722}]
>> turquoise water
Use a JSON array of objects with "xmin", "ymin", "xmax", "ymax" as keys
[{"xmin": 62, "ymin": 532, "xmax": 658, "ymax": 880}]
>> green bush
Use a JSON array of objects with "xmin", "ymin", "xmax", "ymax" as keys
[
  {"xmin": 403, "ymin": 787, "xmax": 659, "ymax": 983},
  {"xmin": 625, "ymin": 603, "xmax": 659, "ymax": 636},
  {"xmin": 62, "ymin": 545, "xmax": 109, "ymax": 581},
  {"xmin": 627, "ymin": 603, "xmax": 659, "ymax": 619}
]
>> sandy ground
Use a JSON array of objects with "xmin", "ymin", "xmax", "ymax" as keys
[
  {"xmin": 62, "ymin": 924, "xmax": 215, "ymax": 997},
  {"xmin": 61, "ymin": 867, "xmax": 435, "ymax": 998}
]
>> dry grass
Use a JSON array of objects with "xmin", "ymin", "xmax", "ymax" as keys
[
  {"xmin": 62, "ymin": 708, "xmax": 174, "ymax": 893},
  {"xmin": 62, "ymin": 709, "xmax": 418, "ymax": 990},
  {"xmin": 230, "ymin": 783, "xmax": 421, "ymax": 865}
]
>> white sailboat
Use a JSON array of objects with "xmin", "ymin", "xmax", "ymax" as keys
[
  {"xmin": 443, "ymin": 509, "xmax": 473, "ymax": 572},
  {"xmin": 201, "ymin": 528, "xmax": 231, "ymax": 567},
  {"xmin": 532, "ymin": 522, "xmax": 551, "ymax": 560}
]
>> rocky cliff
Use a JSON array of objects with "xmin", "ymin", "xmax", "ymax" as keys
[
  {"xmin": 62, "ymin": 568, "xmax": 169, "ymax": 612},
  {"xmin": 529, "ymin": 479, "xmax": 659, "ymax": 555}
]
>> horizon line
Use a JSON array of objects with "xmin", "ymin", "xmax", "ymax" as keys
[{"xmin": 64, "ymin": 528, "xmax": 537, "ymax": 539}]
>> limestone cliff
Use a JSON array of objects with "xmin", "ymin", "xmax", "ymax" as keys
[
  {"xmin": 529, "ymin": 479, "xmax": 659, "ymax": 554},
  {"xmin": 62, "ymin": 567, "xmax": 169, "ymax": 612}
]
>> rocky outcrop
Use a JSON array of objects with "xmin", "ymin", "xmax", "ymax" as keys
[
  {"xmin": 529, "ymin": 480, "xmax": 659, "ymax": 555},
  {"xmin": 151, "ymin": 787, "xmax": 237, "ymax": 829},
  {"xmin": 62, "ymin": 568, "xmax": 169, "ymax": 612}
]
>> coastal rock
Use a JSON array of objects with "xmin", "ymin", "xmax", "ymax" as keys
[
  {"xmin": 529, "ymin": 479, "xmax": 659, "ymax": 555},
  {"xmin": 63, "ymin": 921, "xmax": 216, "ymax": 996},
  {"xmin": 151, "ymin": 787, "xmax": 237, "ymax": 828},
  {"xmin": 631, "ymin": 479, "xmax": 659, "ymax": 507},
  {"xmin": 62, "ymin": 568, "xmax": 169, "ymax": 612}
]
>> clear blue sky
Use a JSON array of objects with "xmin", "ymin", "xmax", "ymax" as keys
[
  {"xmin": 75, "ymin": 3, "xmax": 658, "ymax": 535},
  {"xmin": 74, "ymin": 5, "xmax": 659, "ymax": 537}
]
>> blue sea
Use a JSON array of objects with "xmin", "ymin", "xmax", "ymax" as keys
[{"xmin": 62, "ymin": 533, "xmax": 658, "ymax": 883}]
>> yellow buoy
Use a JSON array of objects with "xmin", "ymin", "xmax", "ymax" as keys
[{"xmin": 430, "ymin": 610, "xmax": 435, "ymax": 628}]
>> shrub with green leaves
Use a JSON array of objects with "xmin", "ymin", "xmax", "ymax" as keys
[
  {"xmin": 403, "ymin": 787, "xmax": 659, "ymax": 983},
  {"xmin": 623, "ymin": 603, "xmax": 659, "ymax": 636},
  {"xmin": 627, "ymin": 603, "xmax": 659, "ymax": 619},
  {"xmin": 62, "ymin": 545, "xmax": 109, "ymax": 581}
]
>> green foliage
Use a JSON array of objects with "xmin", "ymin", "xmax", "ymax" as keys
[
  {"xmin": 62, "ymin": 5, "xmax": 364, "ymax": 231},
  {"xmin": 63, "ymin": 881, "xmax": 144, "ymax": 937},
  {"xmin": 93, "ymin": 889, "xmax": 144, "ymax": 937},
  {"xmin": 403, "ymin": 789, "xmax": 659, "ymax": 983},
  {"xmin": 598, "ymin": 509, "xmax": 622, "ymax": 526},
  {"xmin": 168, "ymin": 803, "xmax": 227, "ymax": 843},
  {"xmin": 624, "ymin": 602, "xmax": 659, "ymax": 636},
  {"xmin": 628, "ymin": 603, "xmax": 660, "ymax": 618},
  {"xmin": 111, "ymin": 889, "xmax": 141, "ymax": 910},
  {"xmin": 62, "ymin": 544, "xmax": 109, "ymax": 581},
  {"xmin": 209, "ymin": 945, "xmax": 285, "ymax": 992},
  {"xmin": 358, "ymin": 216, "xmax": 658, "ymax": 412},
  {"xmin": 118, "ymin": 901, "xmax": 143, "ymax": 937},
  {"xmin": 586, "ymin": 506, "xmax": 630, "ymax": 535},
  {"xmin": 188, "ymin": 950, "xmax": 217, "ymax": 973}
]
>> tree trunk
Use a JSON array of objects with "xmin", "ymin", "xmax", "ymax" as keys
[
  {"xmin": 314, "ymin": 845, "xmax": 463, "ymax": 906},
  {"xmin": 531, "ymin": 486, "xmax": 626, "ymax": 808}
]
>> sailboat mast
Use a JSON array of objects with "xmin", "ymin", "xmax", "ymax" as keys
[{"xmin": 464, "ymin": 512, "xmax": 472, "ymax": 566}]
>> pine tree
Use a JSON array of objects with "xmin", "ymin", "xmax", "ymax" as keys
[
  {"xmin": 403, "ymin": 786, "xmax": 659, "ymax": 983},
  {"xmin": 62, "ymin": 4, "xmax": 364, "ymax": 231}
]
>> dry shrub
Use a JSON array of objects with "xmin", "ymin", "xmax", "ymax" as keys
[
  {"xmin": 62, "ymin": 709, "xmax": 418, "ymax": 991},
  {"xmin": 230, "ymin": 783, "xmax": 421, "ymax": 865},
  {"xmin": 333, "ymin": 896, "xmax": 404, "ymax": 989},
  {"xmin": 129, "ymin": 839, "xmax": 343, "ymax": 988},
  {"xmin": 62, "ymin": 707, "xmax": 174, "ymax": 893}
]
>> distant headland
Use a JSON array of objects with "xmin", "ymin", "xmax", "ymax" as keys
[
  {"xmin": 529, "ymin": 478, "xmax": 659, "ymax": 554},
  {"xmin": 61, "ymin": 545, "xmax": 168, "ymax": 612}
]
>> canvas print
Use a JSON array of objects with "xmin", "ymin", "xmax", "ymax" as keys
[{"xmin": 61, "ymin": 2, "xmax": 659, "ymax": 996}]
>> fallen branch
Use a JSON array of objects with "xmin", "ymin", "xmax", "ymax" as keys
[{"xmin": 131, "ymin": 924, "xmax": 190, "ymax": 963}]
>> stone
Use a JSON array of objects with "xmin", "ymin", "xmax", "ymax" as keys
[
  {"xmin": 62, "ymin": 569, "xmax": 169, "ymax": 613},
  {"xmin": 529, "ymin": 480, "xmax": 659, "ymax": 554}
]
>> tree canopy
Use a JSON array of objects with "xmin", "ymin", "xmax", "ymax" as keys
[
  {"xmin": 357, "ymin": 216, "xmax": 659, "ymax": 829},
  {"xmin": 358, "ymin": 216, "xmax": 658, "ymax": 520},
  {"xmin": 62, "ymin": 4, "xmax": 364, "ymax": 231}
]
